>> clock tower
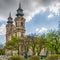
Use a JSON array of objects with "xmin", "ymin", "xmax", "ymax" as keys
[{"xmin": 6, "ymin": 12, "xmax": 14, "ymax": 42}]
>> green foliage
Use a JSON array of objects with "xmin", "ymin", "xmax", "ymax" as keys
[
  {"xmin": 5, "ymin": 30, "xmax": 60, "ymax": 55},
  {"xmin": 46, "ymin": 31, "xmax": 60, "ymax": 54},
  {"xmin": 5, "ymin": 36, "xmax": 20, "ymax": 55},
  {"xmin": 0, "ymin": 48, "xmax": 5, "ymax": 55},
  {"xmin": 5, "ymin": 40, "xmax": 15, "ymax": 50},
  {"xmin": 45, "ymin": 54, "xmax": 60, "ymax": 60},
  {"xmin": 5, "ymin": 36, "xmax": 20, "ymax": 50},
  {"xmin": 8, "ymin": 56, "xmax": 25, "ymax": 60},
  {"xmin": 27, "ymin": 35, "xmax": 37, "ymax": 55},
  {"xmin": 36, "ymin": 34, "xmax": 46, "ymax": 56},
  {"xmin": 28, "ymin": 55, "xmax": 41, "ymax": 60}
]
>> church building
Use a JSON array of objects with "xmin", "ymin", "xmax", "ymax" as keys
[
  {"xmin": 6, "ymin": 3, "xmax": 25, "ymax": 55},
  {"xmin": 6, "ymin": 3, "xmax": 46, "ymax": 56},
  {"xmin": 6, "ymin": 3, "xmax": 25, "ymax": 41}
]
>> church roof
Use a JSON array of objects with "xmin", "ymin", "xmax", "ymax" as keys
[
  {"xmin": 16, "ymin": 3, "xmax": 24, "ymax": 17},
  {"xmin": 7, "ymin": 12, "xmax": 13, "ymax": 24}
]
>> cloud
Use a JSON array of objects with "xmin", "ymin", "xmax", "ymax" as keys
[
  {"xmin": 0, "ymin": 0, "xmax": 59, "ymax": 35},
  {"xmin": 49, "ymin": 3, "xmax": 60, "ymax": 15},
  {"xmin": 36, "ymin": 28, "xmax": 39, "ymax": 32},
  {"xmin": 39, "ymin": 27, "xmax": 47, "ymax": 33},
  {"xmin": 35, "ymin": 27, "xmax": 47, "ymax": 33},
  {"xmin": 25, "ymin": 7, "xmax": 46, "ymax": 22},
  {"xmin": 0, "ymin": 35, "xmax": 6, "ymax": 44},
  {"xmin": 0, "ymin": 24, "xmax": 6, "ymax": 35},
  {"xmin": 0, "ymin": 0, "xmax": 59, "ymax": 22},
  {"xmin": 0, "ymin": 16, "xmax": 7, "ymax": 21},
  {"xmin": 48, "ymin": 13, "xmax": 54, "ymax": 18}
]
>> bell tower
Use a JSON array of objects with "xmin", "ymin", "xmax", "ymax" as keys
[
  {"xmin": 14, "ymin": 3, "xmax": 25, "ymax": 55},
  {"xmin": 6, "ymin": 12, "xmax": 14, "ymax": 42},
  {"xmin": 14, "ymin": 3, "xmax": 25, "ymax": 38}
]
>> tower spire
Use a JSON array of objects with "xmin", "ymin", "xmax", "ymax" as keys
[
  {"xmin": 19, "ymin": 3, "xmax": 21, "ymax": 9},
  {"xmin": 7, "ymin": 12, "xmax": 13, "ymax": 24},
  {"xmin": 9, "ymin": 12, "xmax": 11, "ymax": 18},
  {"xmin": 16, "ymin": 3, "xmax": 24, "ymax": 17}
]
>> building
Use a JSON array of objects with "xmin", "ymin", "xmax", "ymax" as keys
[
  {"xmin": 6, "ymin": 3, "xmax": 46, "ymax": 56},
  {"xmin": 6, "ymin": 3, "xmax": 25, "ymax": 55},
  {"xmin": 6, "ymin": 3, "xmax": 25, "ymax": 41}
]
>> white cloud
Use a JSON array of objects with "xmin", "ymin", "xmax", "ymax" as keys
[
  {"xmin": 0, "ymin": 16, "xmax": 7, "ymax": 21},
  {"xmin": 49, "ymin": 3, "xmax": 60, "ymax": 15},
  {"xmin": 48, "ymin": 13, "xmax": 54, "ymax": 18},
  {"xmin": 25, "ymin": 2, "xmax": 60, "ymax": 22},
  {"xmin": 36, "ymin": 28, "xmax": 39, "ymax": 32},
  {"xmin": 47, "ymin": 3, "xmax": 60, "ymax": 19},
  {"xmin": 35, "ymin": 27, "xmax": 47, "ymax": 33},
  {"xmin": 0, "ymin": 0, "xmax": 60, "ymax": 22},
  {"xmin": 25, "ymin": 7, "xmax": 46, "ymax": 22},
  {"xmin": 0, "ymin": 24, "xmax": 6, "ymax": 35},
  {"xmin": 39, "ymin": 27, "xmax": 47, "ymax": 33}
]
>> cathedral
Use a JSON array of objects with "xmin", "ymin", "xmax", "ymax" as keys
[
  {"xmin": 6, "ymin": 3, "xmax": 25, "ymax": 55},
  {"xmin": 6, "ymin": 3, "xmax": 25, "ymax": 41},
  {"xmin": 6, "ymin": 3, "xmax": 46, "ymax": 55}
]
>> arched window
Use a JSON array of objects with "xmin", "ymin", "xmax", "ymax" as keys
[
  {"xmin": 21, "ymin": 33, "xmax": 23, "ymax": 37},
  {"xmin": 16, "ymin": 22, "xmax": 17, "ymax": 27},
  {"xmin": 21, "ymin": 22, "xmax": 23, "ymax": 26},
  {"xmin": 17, "ymin": 32, "xmax": 21, "ymax": 37}
]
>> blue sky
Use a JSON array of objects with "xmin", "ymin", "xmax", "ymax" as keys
[
  {"xmin": 0, "ymin": 8, "xmax": 59, "ymax": 45},
  {"xmin": 0, "ymin": 0, "xmax": 60, "ymax": 44},
  {"xmin": 26, "ymin": 9, "xmax": 59, "ymax": 34}
]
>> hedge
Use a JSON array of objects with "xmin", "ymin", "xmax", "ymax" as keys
[
  {"xmin": 28, "ymin": 55, "xmax": 41, "ymax": 60},
  {"xmin": 8, "ymin": 55, "xmax": 26, "ymax": 60},
  {"xmin": 45, "ymin": 54, "xmax": 60, "ymax": 60}
]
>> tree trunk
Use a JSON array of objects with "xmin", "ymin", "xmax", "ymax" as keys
[
  {"xmin": 11, "ymin": 50, "xmax": 13, "ymax": 56},
  {"xmin": 32, "ymin": 47, "xmax": 35, "ymax": 55},
  {"xmin": 37, "ymin": 52, "xmax": 40, "ymax": 56},
  {"xmin": 18, "ymin": 45, "xmax": 20, "ymax": 55}
]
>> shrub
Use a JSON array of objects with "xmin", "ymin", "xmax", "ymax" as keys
[
  {"xmin": 0, "ymin": 48, "xmax": 5, "ymax": 55},
  {"xmin": 45, "ymin": 54, "xmax": 60, "ymax": 60},
  {"xmin": 58, "ymin": 55, "xmax": 60, "ymax": 59},
  {"xmin": 28, "ymin": 55, "xmax": 41, "ymax": 60},
  {"xmin": 8, "ymin": 56, "xmax": 25, "ymax": 60}
]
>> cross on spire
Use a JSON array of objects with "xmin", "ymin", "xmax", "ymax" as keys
[
  {"xmin": 9, "ymin": 12, "xmax": 11, "ymax": 18},
  {"xmin": 19, "ymin": 3, "xmax": 21, "ymax": 9},
  {"xmin": 16, "ymin": 3, "xmax": 24, "ymax": 17},
  {"xmin": 7, "ymin": 12, "xmax": 13, "ymax": 24}
]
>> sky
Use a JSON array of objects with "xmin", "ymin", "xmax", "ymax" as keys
[{"xmin": 0, "ymin": 0, "xmax": 60, "ymax": 44}]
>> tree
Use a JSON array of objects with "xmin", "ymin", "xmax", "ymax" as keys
[
  {"xmin": 24, "ymin": 33, "xmax": 38, "ymax": 55},
  {"xmin": 29, "ymin": 35, "xmax": 37, "ymax": 55},
  {"xmin": 36, "ymin": 34, "xmax": 46, "ymax": 56},
  {"xmin": 0, "ymin": 48, "xmax": 5, "ymax": 55},
  {"xmin": 11, "ymin": 36, "xmax": 20, "ymax": 55},
  {"xmin": 46, "ymin": 31, "xmax": 60, "ymax": 54},
  {"xmin": 5, "ymin": 36, "xmax": 20, "ymax": 55},
  {"xmin": 5, "ymin": 40, "xmax": 15, "ymax": 55},
  {"xmin": 24, "ymin": 36, "xmax": 30, "ymax": 56}
]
